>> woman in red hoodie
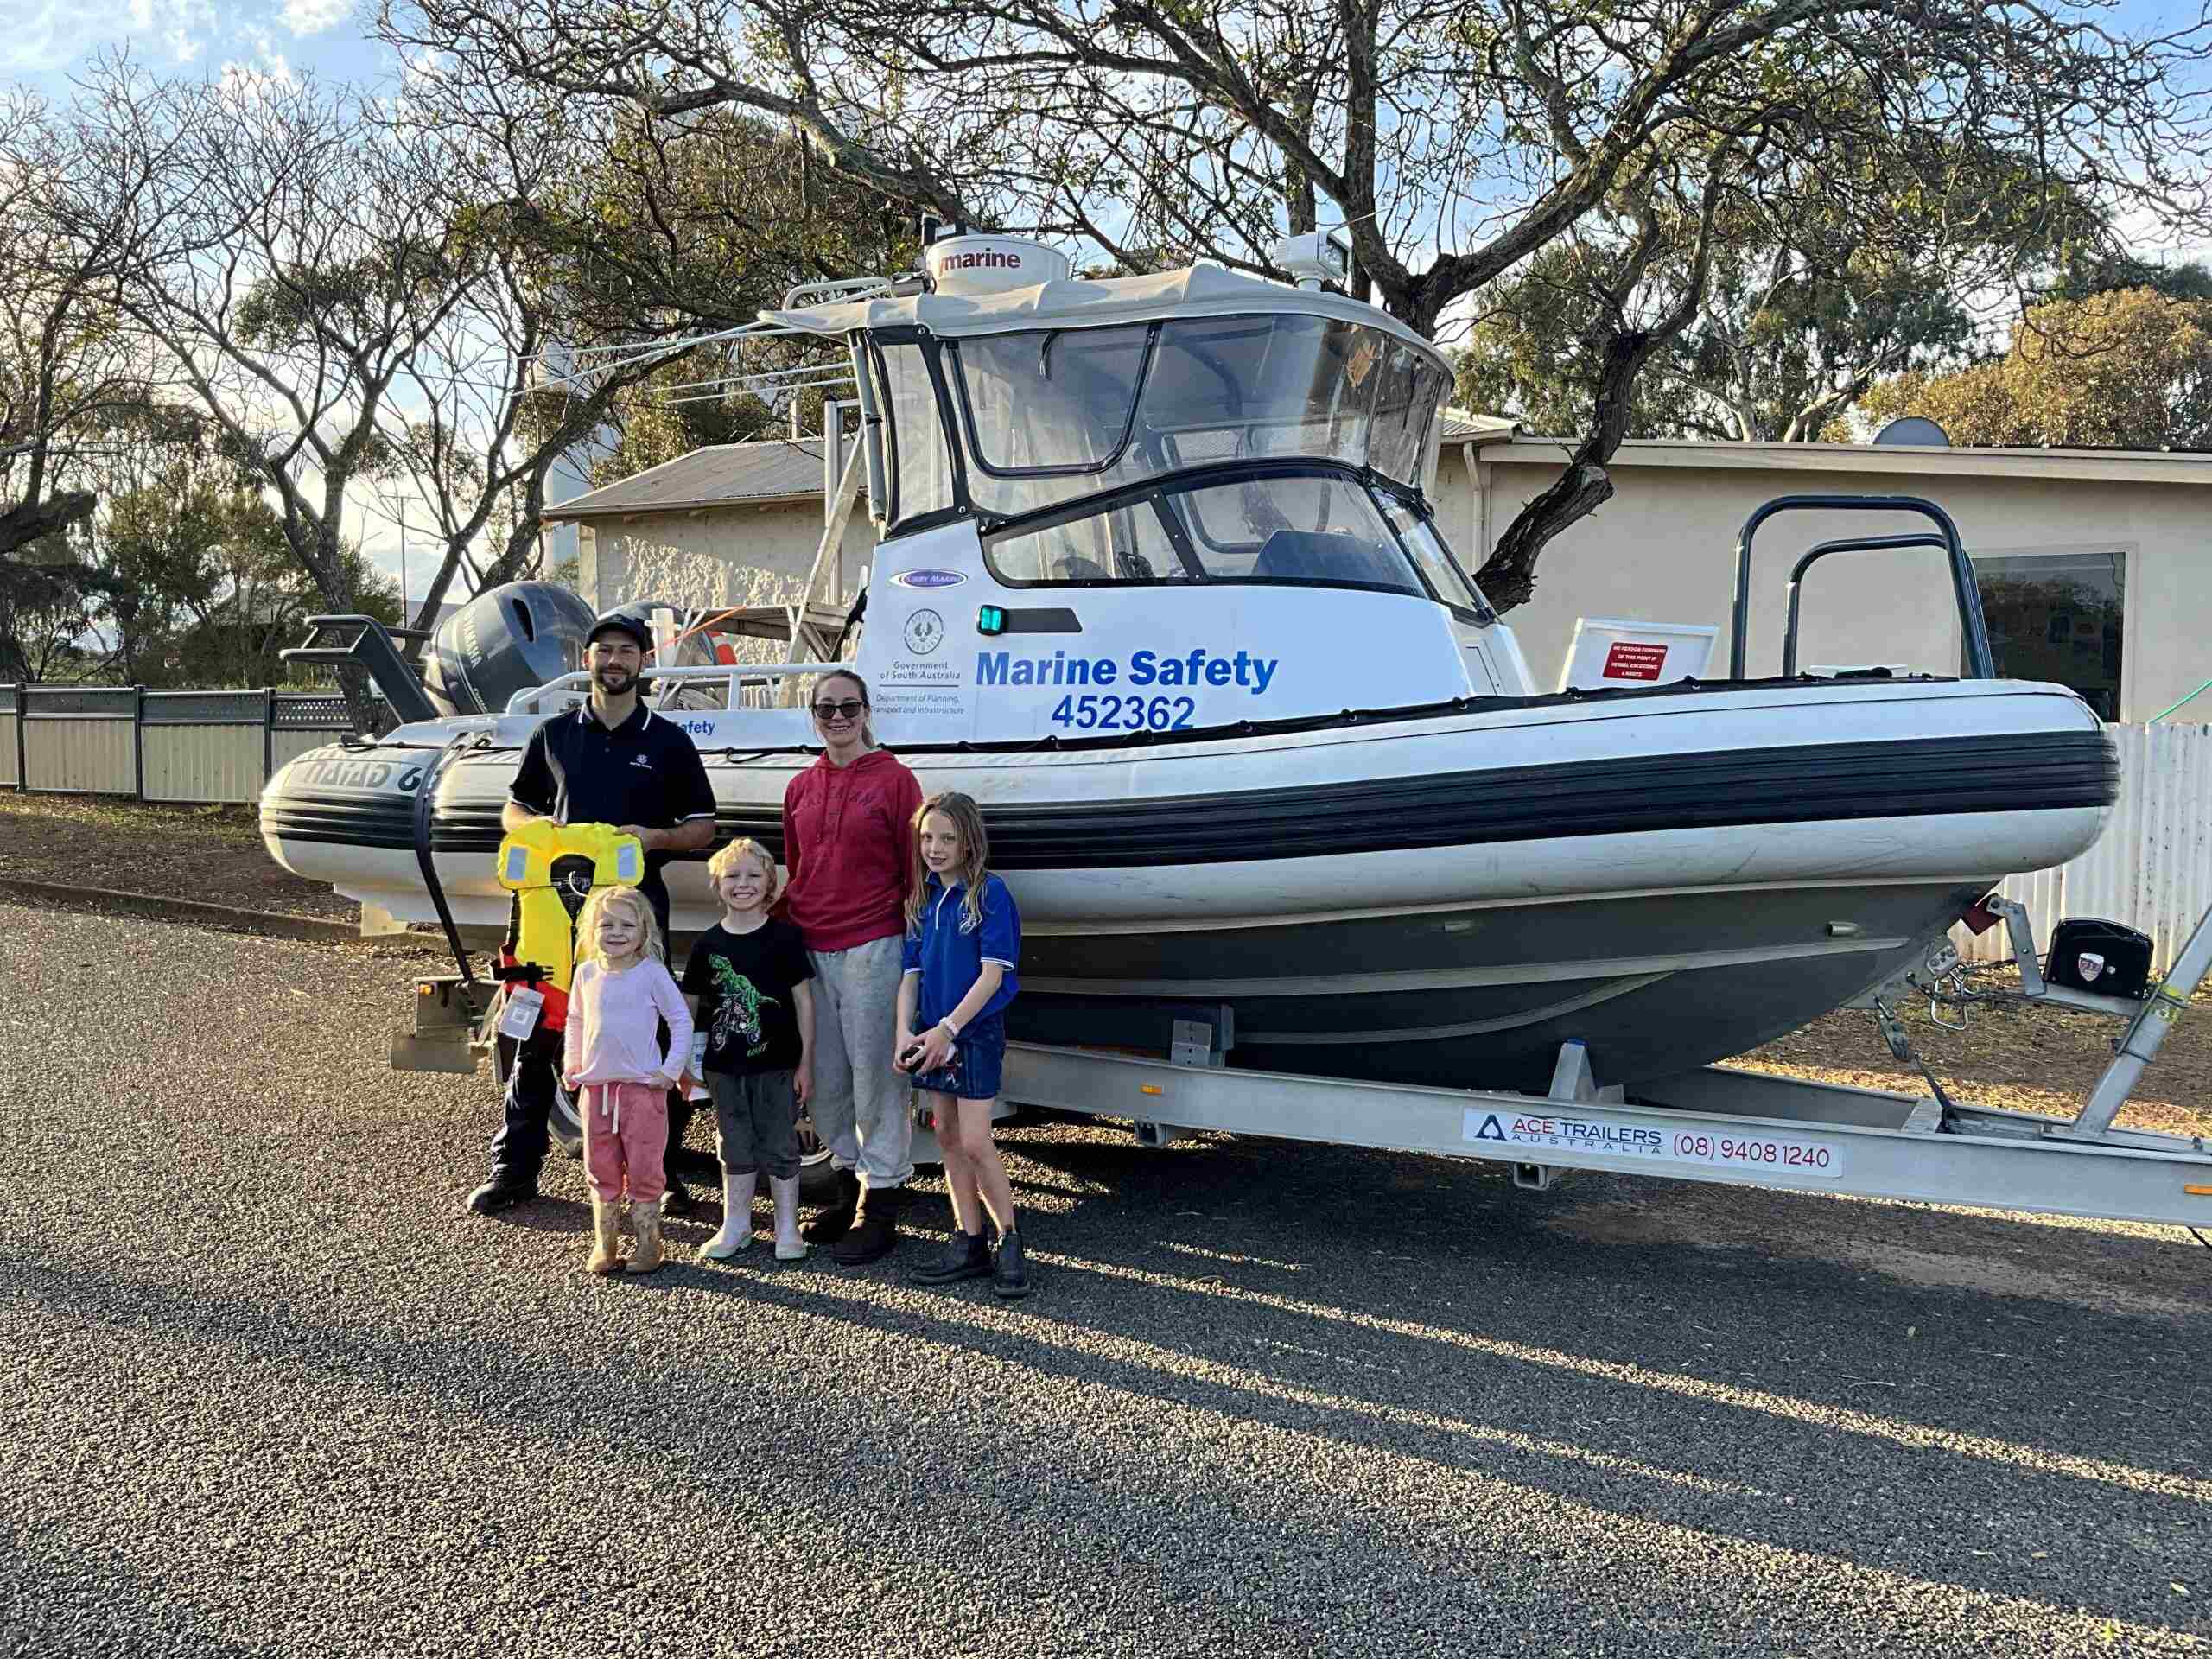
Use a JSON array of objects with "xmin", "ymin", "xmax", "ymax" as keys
[{"xmin": 782, "ymin": 668, "xmax": 925, "ymax": 1263}]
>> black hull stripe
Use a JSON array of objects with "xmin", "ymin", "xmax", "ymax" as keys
[{"xmin": 263, "ymin": 730, "xmax": 2114, "ymax": 869}]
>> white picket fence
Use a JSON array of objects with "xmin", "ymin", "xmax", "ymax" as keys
[{"xmin": 1958, "ymin": 722, "xmax": 2212, "ymax": 972}]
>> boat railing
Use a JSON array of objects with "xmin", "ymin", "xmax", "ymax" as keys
[
  {"xmin": 505, "ymin": 661, "xmax": 844, "ymax": 716},
  {"xmin": 1781, "ymin": 533, "xmax": 1953, "ymax": 678},
  {"xmin": 1731, "ymin": 494, "xmax": 1996, "ymax": 680}
]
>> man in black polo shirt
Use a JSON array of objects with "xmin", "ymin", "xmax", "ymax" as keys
[{"xmin": 465, "ymin": 608, "xmax": 718, "ymax": 1217}]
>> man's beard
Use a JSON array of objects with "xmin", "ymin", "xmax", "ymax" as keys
[{"xmin": 594, "ymin": 664, "xmax": 637, "ymax": 696}]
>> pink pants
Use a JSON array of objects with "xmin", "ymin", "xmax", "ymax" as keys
[{"xmin": 582, "ymin": 1083, "xmax": 669, "ymax": 1205}]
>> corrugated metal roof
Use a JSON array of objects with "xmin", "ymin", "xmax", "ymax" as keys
[
  {"xmin": 546, "ymin": 439, "xmax": 854, "ymax": 521},
  {"xmin": 1439, "ymin": 410, "xmax": 1520, "ymax": 442}
]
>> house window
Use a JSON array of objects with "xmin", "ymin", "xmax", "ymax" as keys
[{"xmin": 1971, "ymin": 550, "xmax": 2125, "ymax": 720}]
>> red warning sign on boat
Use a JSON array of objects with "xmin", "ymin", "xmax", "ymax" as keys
[{"xmin": 1600, "ymin": 641, "xmax": 1669, "ymax": 680}]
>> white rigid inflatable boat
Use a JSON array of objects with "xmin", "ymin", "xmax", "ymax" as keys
[{"xmin": 262, "ymin": 243, "xmax": 2115, "ymax": 1095}]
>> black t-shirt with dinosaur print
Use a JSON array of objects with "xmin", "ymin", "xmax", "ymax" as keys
[{"xmin": 681, "ymin": 918, "xmax": 814, "ymax": 1076}]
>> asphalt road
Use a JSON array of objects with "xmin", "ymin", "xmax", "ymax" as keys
[{"xmin": 3, "ymin": 902, "xmax": 2207, "ymax": 1657}]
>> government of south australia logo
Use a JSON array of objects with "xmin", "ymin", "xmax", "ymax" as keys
[{"xmin": 903, "ymin": 608, "xmax": 944, "ymax": 656}]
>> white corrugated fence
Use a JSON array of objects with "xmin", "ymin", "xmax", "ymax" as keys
[{"xmin": 1958, "ymin": 721, "xmax": 2212, "ymax": 972}]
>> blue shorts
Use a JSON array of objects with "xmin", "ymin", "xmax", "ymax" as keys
[{"xmin": 912, "ymin": 1013, "xmax": 1006, "ymax": 1102}]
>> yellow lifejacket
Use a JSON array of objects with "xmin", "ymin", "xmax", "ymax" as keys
[{"xmin": 495, "ymin": 819, "xmax": 646, "ymax": 998}]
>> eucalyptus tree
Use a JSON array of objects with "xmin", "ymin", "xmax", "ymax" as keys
[
  {"xmin": 1857, "ymin": 287, "xmax": 2212, "ymax": 451},
  {"xmin": 0, "ymin": 86, "xmax": 175, "ymax": 562},
  {"xmin": 378, "ymin": 0, "xmax": 2212, "ymax": 610}
]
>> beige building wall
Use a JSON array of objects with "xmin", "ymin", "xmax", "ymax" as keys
[
  {"xmin": 1434, "ymin": 442, "xmax": 2207, "ymax": 721},
  {"xmin": 576, "ymin": 499, "xmax": 880, "ymax": 617},
  {"xmin": 570, "ymin": 439, "xmax": 2207, "ymax": 726}
]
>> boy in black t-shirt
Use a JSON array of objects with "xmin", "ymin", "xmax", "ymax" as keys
[{"xmin": 682, "ymin": 840, "xmax": 817, "ymax": 1262}]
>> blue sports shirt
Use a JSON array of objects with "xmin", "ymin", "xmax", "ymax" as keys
[{"xmin": 901, "ymin": 870, "xmax": 1021, "ymax": 1029}]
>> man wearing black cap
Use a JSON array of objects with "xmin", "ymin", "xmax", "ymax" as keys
[{"xmin": 466, "ymin": 608, "xmax": 719, "ymax": 1217}]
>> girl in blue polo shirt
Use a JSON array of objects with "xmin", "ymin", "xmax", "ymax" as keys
[{"xmin": 894, "ymin": 791, "xmax": 1027, "ymax": 1297}]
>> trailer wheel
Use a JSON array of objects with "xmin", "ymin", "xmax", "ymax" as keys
[
  {"xmin": 794, "ymin": 1109, "xmax": 841, "ymax": 1200},
  {"xmin": 491, "ymin": 1032, "xmax": 583, "ymax": 1160}
]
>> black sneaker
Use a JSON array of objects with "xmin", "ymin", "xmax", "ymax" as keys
[
  {"xmin": 910, "ymin": 1230, "xmax": 991, "ymax": 1286},
  {"xmin": 465, "ymin": 1179, "xmax": 537, "ymax": 1217},
  {"xmin": 991, "ymin": 1227, "xmax": 1030, "ymax": 1300}
]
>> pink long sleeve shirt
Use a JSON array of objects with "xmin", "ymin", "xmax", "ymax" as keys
[{"xmin": 562, "ymin": 957, "xmax": 693, "ymax": 1089}]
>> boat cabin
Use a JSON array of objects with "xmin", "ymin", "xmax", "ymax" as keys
[{"xmin": 760, "ymin": 247, "xmax": 1538, "ymax": 743}]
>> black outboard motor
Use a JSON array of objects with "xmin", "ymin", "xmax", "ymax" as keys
[{"xmin": 423, "ymin": 582, "xmax": 598, "ymax": 716}]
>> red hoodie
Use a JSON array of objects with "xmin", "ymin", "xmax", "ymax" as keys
[{"xmin": 781, "ymin": 748, "xmax": 925, "ymax": 952}]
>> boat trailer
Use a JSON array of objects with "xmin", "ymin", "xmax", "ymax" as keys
[
  {"xmin": 995, "ymin": 896, "xmax": 2212, "ymax": 1232},
  {"xmin": 397, "ymin": 894, "xmax": 2212, "ymax": 1233}
]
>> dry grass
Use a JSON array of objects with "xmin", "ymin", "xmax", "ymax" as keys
[
  {"xmin": 1738, "ymin": 967, "xmax": 2212, "ymax": 1139},
  {"xmin": 0, "ymin": 791, "xmax": 353, "ymax": 919}
]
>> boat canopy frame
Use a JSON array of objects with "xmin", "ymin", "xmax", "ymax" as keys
[{"xmin": 1730, "ymin": 494, "xmax": 1996, "ymax": 681}]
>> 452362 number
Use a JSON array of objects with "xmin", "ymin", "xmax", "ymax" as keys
[{"xmin": 1049, "ymin": 693, "xmax": 1196, "ymax": 732}]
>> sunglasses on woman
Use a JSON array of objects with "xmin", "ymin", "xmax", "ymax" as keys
[{"xmin": 811, "ymin": 699, "xmax": 867, "ymax": 720}]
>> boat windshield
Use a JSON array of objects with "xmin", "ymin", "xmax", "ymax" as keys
[
  {"xmin": 867, "ymin": 313, "xmax": 1448, "ymax": 525},
  {"xmin": 982, "ymin": 464, "xmax": 1482, "ymax": 607}
]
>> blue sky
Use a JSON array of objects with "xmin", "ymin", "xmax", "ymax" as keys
[{"xmin": 2, "ymin": 0, "xmax": 389, "ymax": 97}]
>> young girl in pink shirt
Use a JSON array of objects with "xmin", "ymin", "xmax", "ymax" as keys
[{"xmin": 563, "ymin": 885, "xmax": 694, "ymax": 1276}]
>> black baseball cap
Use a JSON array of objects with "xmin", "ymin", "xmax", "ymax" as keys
[{"xmin": 586, "ymin": 607, "xmax": 653, "ymax": 652}]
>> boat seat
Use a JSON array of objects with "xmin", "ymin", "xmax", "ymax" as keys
[
  {"xmin": 1254, "ymin": 529, "xmax": 1402, "ymax": 588},
  {"xmin": 1054, "ymin": 554, "xmax": 1110, "ymax": 581}
]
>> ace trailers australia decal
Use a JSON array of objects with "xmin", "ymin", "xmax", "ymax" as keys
[
  {"xmin": 1462, "ymin": 1109, "xmax": 1846, "ymax": 1179},
  {"xmin": 979, "ymin": 644, "xmax": 1282, "ymax": 732}
]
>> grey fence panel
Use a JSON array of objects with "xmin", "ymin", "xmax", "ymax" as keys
[
  {"xmin": 143, "ymin": 725, "xmax": 269, "ymax": 803},
  {"xmin": 6, "ymin": 683, "xmax": 356, "ymax": 804},
  {"xmin": 24, "ymin": 686, "xmax": 137, "ymax": 717},
  {"xmin": 23, "ymin": 684, "xmax": 135, "ymax": 794},
  {"xmin": 269, "ymin": 728, "xmax": 348, "ymax": 772}
]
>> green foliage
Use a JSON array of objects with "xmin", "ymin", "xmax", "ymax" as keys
[
  {"xmin": 1452, "ymin": 240, "xmax": 1676, "ymax": 439},
  {"xmin": 0, "ymin": 547, "xmax": 108, "ymax": 681},
  {"xmin": 1855, "ymin": 289, "xmax": 2212, "ymax": 451},
  {"xmin": 1455, "ymin": 137, "xmax": 2092, "ymax": 443},
  {"xmin": 589, "ymin": 359, "xmax": 785, "ymax": 487},
  {"xmin": 2044, "ymin": 253, "xmax": 2212, "ymax": 306}
]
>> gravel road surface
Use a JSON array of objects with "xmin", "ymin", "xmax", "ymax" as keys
[{"xmin": 3, "ymin": 903, "xmax": 2207, "ymax": 1657}]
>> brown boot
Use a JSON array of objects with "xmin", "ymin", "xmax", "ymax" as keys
[
  {"xmin": 586, "ymin": 1197, "xmax": 621, "ymax": 1275},
  {"xmin": 626, "ymin": 1196, "xmax": 665, "ymax": 1274}
]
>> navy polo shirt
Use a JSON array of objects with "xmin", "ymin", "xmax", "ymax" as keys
[
  {"xmin": 508, "ymin": 702, "xmax": 715, "ymax": 925},
  {"xmin": 900, "ymin": 871, "xmax": 1020, "ymax": 1030}
]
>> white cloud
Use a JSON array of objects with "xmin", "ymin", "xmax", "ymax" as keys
[
  {"xmin": 0, "ymin": 1, "xmax": 104, "ymax": 73},
  {"xmin": 0, "ymin": 0, "xmax": 213, "ymax": 71},
  {"xmin": 280, "ymin": 0, "xmax": 350, "ymax": 37},
  {"xmin": 124, "ymin": 0, "xmax": 216, "ymax": 65}
]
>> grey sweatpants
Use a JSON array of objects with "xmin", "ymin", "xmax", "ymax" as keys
[{"xmin": 806, "ymin": 934, "xmax": 913, "ymax": 1190}]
